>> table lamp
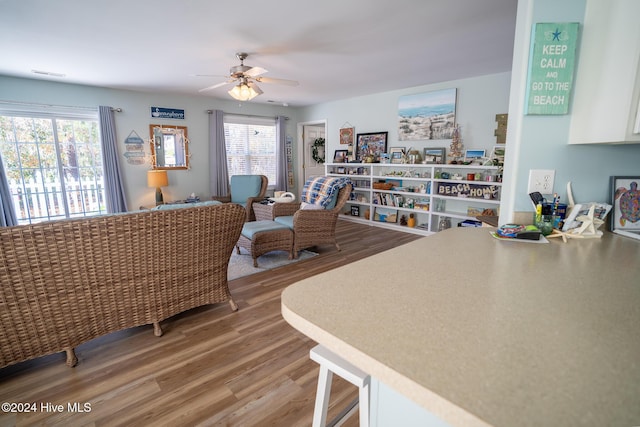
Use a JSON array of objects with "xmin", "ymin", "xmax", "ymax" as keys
[{"xmin": 147, "ymin": 170, "xmax": 169, "ymax": 205}]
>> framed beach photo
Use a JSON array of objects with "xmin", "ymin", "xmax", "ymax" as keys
[
  {"xmin": 464, "ymin": 149, "xmax": 486, "ymax": 163},
  {"xmin": 398, "ymin": 88, "xmax": 457, "ymax": 141},
  {"xmin": 355, "ymin": 132, "xmax": 388, "ymax": 162},
  {"xmin": 423, "ymin": 147, "xmax": 445, "ymax": 164},
  {"xmin": 388, "ymin": 147, "xmax": 405, "ymax": 164}
]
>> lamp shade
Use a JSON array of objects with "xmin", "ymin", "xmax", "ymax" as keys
[
  {"xmin": 228, "ymin": 82, "xmax": 262, "ymax": 101},
  {"xmin": 147, "ymin": 170, "xmax": 168, "ymax": 188}
]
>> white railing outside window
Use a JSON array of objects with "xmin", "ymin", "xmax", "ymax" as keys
[
  {"xmin": 8, "ymin": 174, "xmax": 104, "ymax": 224},
  {"xmin": 0, "ymin": 109, "xmax": 107, "ymax": 225}
]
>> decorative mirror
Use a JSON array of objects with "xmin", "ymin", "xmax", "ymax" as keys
[{"xmin": 149, "ymin": 124, "xmax": 189, "ymax": 170}]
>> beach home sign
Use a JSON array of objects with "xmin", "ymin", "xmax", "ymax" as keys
[
  {"xmin": 525, "ymin": 22, "xmax": 579, "ymax": 115},
  {"xmin": 437, "ymin": 182, "xmax": 499, "ymax": 200}
]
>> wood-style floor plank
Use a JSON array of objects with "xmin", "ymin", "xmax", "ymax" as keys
[{"xmin": 0, "ymin": 220, "xmax": 421, "ymax": 426}]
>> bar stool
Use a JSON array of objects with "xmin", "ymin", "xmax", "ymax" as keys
[{"xmin": 310, "ymin": 345, "xmax": 370, "ymax": 427}]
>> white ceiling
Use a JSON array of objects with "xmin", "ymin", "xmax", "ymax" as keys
[{"xmin": 0, "ymin": 0, "xmax": 518, "ymax": 107}]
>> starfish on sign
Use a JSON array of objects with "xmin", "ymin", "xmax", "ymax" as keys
[{"xmin": 572, "ymin": 205, "xmax": 604, "ymax": 235}]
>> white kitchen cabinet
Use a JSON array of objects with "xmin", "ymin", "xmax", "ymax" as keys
[{"xmin": 568, "ymin": 0, "xmax": 640, "ymax": 144}]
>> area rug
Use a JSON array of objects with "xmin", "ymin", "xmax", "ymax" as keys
[{"xmin": 228, "ymin": 249, "xmax": 318, "ymax": 280}]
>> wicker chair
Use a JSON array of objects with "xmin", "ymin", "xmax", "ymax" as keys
[
  {"xmin": 212, "ymin": 175, "xmax": 268, "ymax": 221},
  {"xmin": 274, "ymin": 183, "xmax": 352, "ymax": 257}
]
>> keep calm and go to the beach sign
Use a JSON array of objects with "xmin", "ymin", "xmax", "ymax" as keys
[{"xmin": 526, "ymin": 22, "xmax": 579, "ymax": 115}]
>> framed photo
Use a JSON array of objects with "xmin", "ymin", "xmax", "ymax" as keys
[
  {"xmin": 351, "ymin": 205, "xmax": 360, "ymax": 216},
  {"xmin": 609, "ymin": 176, "xmax": 640, "ymax": 240},
  {"xmin": 373, "ymin": 207, "xmax": 398, "ymax": 223},
  {"xmin": 333, "ymin": 149, "xmax": 348, "ymax": 163},
  {"xmin": 339, "ymin": 127, "xmax": 354, "ymax": 145},
  {"xmin": 355, "ymin": 132, "xmax": 388, "ymax": 162},
  {"xmin": 388, "ymin": 147, "xmax": 405, "ymax": 164},
  {"xmin": 423, "ymin": 147, "xmax": 445, "ymax": 164},
  {"xmin": 489, "ymin": 146, "xmax": 505, "ymax": 164},
  {"xmin": 464, "ymin": 149, "xmax": 486, "ymax": 163}
]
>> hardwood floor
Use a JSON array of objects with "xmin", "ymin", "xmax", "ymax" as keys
[{"xmin": 0, "ymin": 220, "xmax": 421, "ymax": 427}]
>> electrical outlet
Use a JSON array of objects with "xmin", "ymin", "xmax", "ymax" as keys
[{"xmin": 528, "ymin": 169, "xmax": 555, "ymax": 194}]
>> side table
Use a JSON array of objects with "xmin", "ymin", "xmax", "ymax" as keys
[{"xmin": 253, "ymin": 201, "xmax": 301, "ymax": 221}]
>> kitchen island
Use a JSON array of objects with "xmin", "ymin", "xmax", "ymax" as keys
[{"xmin": 281, "ymin": 227, "xmax": 640, "ymax": 426}]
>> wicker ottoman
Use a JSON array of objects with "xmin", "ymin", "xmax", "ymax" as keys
[{"xmin": 236, "ymin": 220, "xmax": 294, "ymax": 267}]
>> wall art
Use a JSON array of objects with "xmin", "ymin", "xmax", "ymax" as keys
[{"xmin": 398, "ymin": 88, "xmax": 457, "ymax": 141}]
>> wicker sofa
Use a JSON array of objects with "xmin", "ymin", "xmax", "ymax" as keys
[{"xmin": 0, "ymin": 202, "xmax": 245, "ymax": 368}]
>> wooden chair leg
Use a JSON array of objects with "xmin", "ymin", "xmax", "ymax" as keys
[
  {"xmin": 64, "ymin": 347, "xmax": 78, "ymax": 367},
  {"xmin": 228, "ymin": 298, "xmax": 239, "ymax": 311},
  {"xmin": 153, "ymin": 322, "xmax": 163, "ymax": 337}
]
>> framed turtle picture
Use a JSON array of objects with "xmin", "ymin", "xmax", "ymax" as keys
[{"xmin": 610, "ymin": 176, "xmax": 640, "ymax": 240}]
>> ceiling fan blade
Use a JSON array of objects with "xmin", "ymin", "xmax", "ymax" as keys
[
  {"xmin": 198, "ymin": 79, "xmax": 234, "ymax": 92},
  {"xmin": 255, "ymin": 76, "xmax": 299, "ymax": 86},
  {"xmin": 247, "ymin": 81, "xmax": 263, "ymax": 95},
  {"xmin": 245, "ymin": 66, "xmax": 268, "ymax": 77}
]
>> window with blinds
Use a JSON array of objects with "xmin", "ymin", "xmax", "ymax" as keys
[{"xmin": 223, "ymin": 115, "xmax": 276, "ymax": 186}]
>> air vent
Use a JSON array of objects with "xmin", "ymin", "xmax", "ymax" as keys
[{"xmin": 31, "ymin": 70, "xmax": 66, "ymax": 78}]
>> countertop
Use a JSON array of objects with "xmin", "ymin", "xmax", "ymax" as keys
[{"xmin": 281, "ymin": 227, "xmax": 640, "ymax": 427}]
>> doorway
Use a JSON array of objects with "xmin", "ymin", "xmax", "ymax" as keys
[{"xmin": 297, "ymin": 120, "xmax": 327, "ymax": 186}]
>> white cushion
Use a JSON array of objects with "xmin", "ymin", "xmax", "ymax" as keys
[{"xmin": 300, "ymin": 202, "xmax": 324, "ymax": 210}]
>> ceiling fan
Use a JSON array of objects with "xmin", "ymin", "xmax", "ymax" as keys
[{"xmin": 198, "ymin": 52, "xmax": 299, "ymax": 101}]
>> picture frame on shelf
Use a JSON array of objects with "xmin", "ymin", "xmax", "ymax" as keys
[
  {"xmin": 355, "ymin": 131, "xmax": 388, "ymax": 162},
  {"xmin": 489, "ymin": 146, "xmax": 505, "ymax": 166},
  {"xmin": 609, "ymin": 176, "xmax": 640, "ymax": 240},
  {"xmin": 388, "ymin": 147, "xmax": 405, "ymax": 164},
  {"xmin": 333, "ymin": 149, "xmax": 348, "ymax": 163},
  {"xmin": 423, "ymin": 147, "xmax": 445, "ymax": 164},
  {"xmin": 351, "ymin": 205, "xmax": 360, "ymax": 216},
  {"xmin": 373, "ymin": 207, "xmax": 398, "ymax": 223},
  {"xmin": 464, "ymin": 149, "xmax": 486, "ymax": 164}
]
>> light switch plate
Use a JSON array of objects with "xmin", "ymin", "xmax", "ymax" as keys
[{"xmin": 528, "ymin": 169, "xmax": 555, "ymax": 194}]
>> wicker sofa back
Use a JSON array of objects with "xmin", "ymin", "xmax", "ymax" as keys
[{"xmin": 0, "ymin": 203, "xmax": 246, "ymax": 368}]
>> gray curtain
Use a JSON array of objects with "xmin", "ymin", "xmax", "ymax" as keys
[
  {"xmin": 0, "ymin": 152, "xmax": 18, "ymax": 227},
  {"xmin": 209, "ymin": 109, "xmax": 229, "ymax": 196},
  {"xmin": 275, "ymin": 115, "xmax": 288, "ymax": 191},
  {"xmin": 98, "ymin": 106, "xmax": 128, "ymax": 213}
]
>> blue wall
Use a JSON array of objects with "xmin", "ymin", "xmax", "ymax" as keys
[
  {"xmin": 501, "ymin": 0, "xmax": 640, "ymax": 220},
  {"xmin": 0, "ymin": 76, "xmax": 299, "ymax": 208}
]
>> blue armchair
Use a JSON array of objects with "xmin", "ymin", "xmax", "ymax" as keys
[{"xmin": 212, "ymin": 175, "xmax": 268, "ymax": 221}]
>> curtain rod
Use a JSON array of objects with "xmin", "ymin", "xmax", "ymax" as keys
[
  {"xmin": 0, "ymin": 100, "xmax": 122, "ymax": 112},
  {"xmin": 206, "ymin": 110, "xmax": 288, "ymax": 120}
]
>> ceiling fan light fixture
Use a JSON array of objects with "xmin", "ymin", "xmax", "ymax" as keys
[{"xmin": 228, "ymin": 81, "xmax": 262, "ymax": 101}]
